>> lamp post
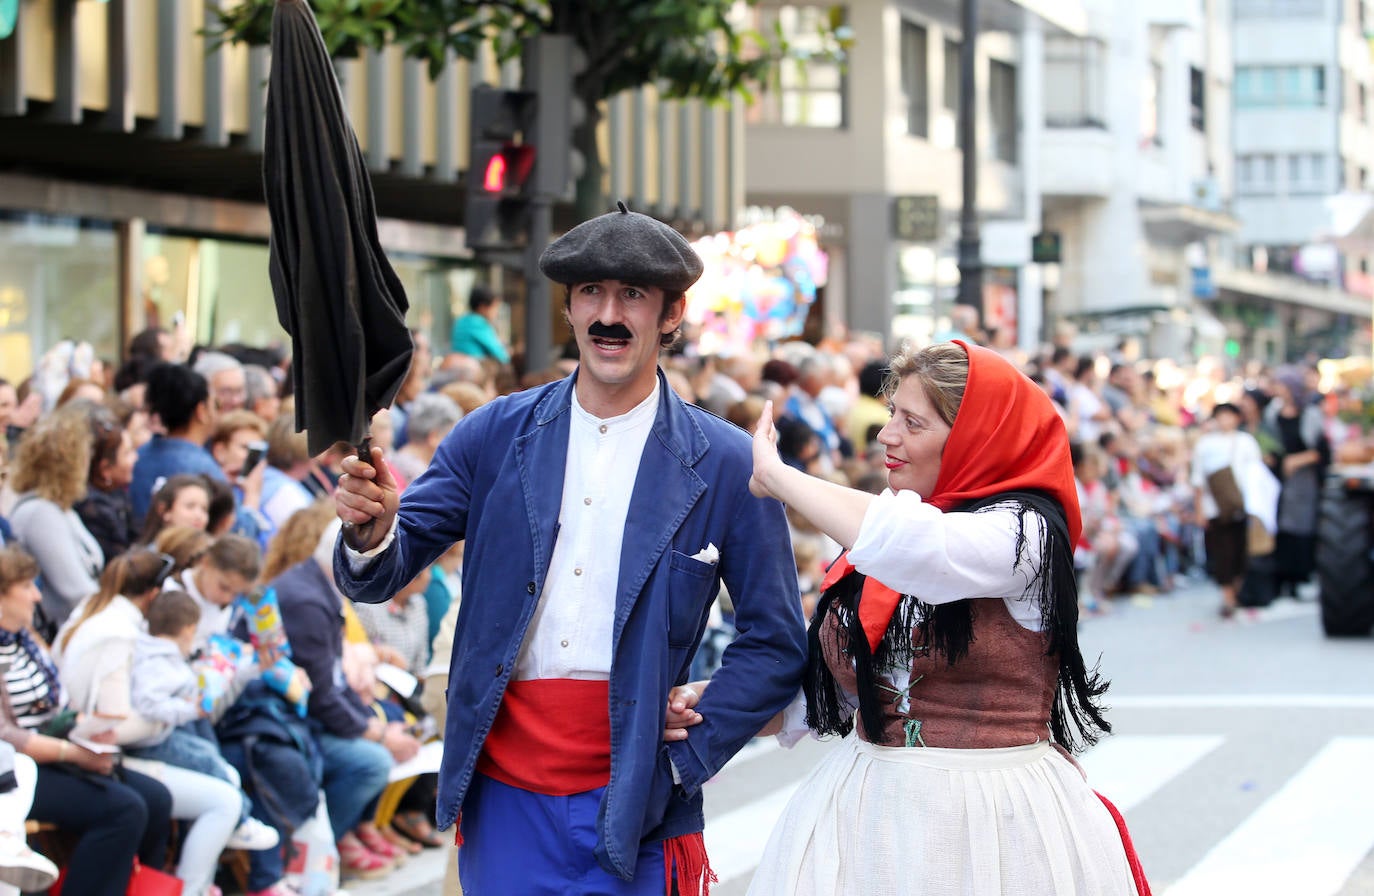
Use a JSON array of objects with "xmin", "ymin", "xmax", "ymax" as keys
[{"xmin": 956, "ymin": 0, "xmax": 982, "ymax": 313}]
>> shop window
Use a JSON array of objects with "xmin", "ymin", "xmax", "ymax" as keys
[
  {"xmin": 900, "ymin": 20, "xmax": 930, "ymax": 139},
  {"xmin": 0, "ymin": 215, "xmax": 118, "ymax": 385},
  {"xmin": 745, "ymin": 6, "xmax": 848, "ymax": 129}
]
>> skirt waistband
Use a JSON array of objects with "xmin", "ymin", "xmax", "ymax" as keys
[{"xmin": 853, "ymin": 736, "xmax": 1052, "ymax": 770}]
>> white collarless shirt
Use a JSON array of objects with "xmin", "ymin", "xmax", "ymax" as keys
[{"xmin": 513, "ymin": 383, "xmax": 660, "ymax": 681}]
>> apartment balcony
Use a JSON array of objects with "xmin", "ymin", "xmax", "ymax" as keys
[{"xmin": 1039, "ymin": 125, "xmax": 1113, "ymax": 198}]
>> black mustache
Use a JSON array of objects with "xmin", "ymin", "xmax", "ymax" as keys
[{"xmin": 588, "ymin": 322, "xmax": 632, "ymax": 340}]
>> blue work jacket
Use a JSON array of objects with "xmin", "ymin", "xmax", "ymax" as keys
[{"xmin": 334, "ymin": 370, "xmax": 807, "ymax": 880}]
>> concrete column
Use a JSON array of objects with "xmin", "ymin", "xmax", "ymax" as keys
[{"xmin": 1018, "ymin": 20, "xmax": 1045, "ymax": 353}]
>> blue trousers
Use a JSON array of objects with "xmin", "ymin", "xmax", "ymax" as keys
[
  {"xmin": 459, "ymin": 774, "xmax": 668, "ymax": 896},
  {"xmin": 315, "ymin": 730, "xmax": 392, "ymax": 839}
]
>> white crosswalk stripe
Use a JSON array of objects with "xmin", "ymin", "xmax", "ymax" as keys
[
  {"xmin": 1164, "ymin": 737, "xmax": 1374, "ymax": 896},
  {"xmin": 701, "ymin": 734, "xmax": 1374, "ymax": 895},
  {"xmin": 1079, "ymin": 734, "xmax": 1224, "ymax": 811}
]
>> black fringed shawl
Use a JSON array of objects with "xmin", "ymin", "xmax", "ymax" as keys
[{"xmin": 802, "ymin": 490, "xmax": 1111, "ymax": 753}]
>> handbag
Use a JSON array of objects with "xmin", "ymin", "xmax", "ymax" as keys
[
  {"xmin": 50, "ymin": 857, "xmax": 184, "ymax": 896},
  {"xmin": 1247, "ymin": 515, "xmax": 1275, "ymax": 557},
  {"xmin": 1206, "ymin": 435, "xmax": 1248, "ymax": 522},
  {"xmin": 1206, "ymin": 465, "xmax": 1246, "ymax": 521}
]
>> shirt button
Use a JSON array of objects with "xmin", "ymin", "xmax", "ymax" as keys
[
  {"xmin": 574, "ymin": 568, "xmax": 583, "ymax": 576},
  {"xmin": 584, "ymin": 497, "xmax": 592, "ymax": 505},
  {"xmin": 599, "ymin": 424, "xmax": 608, "ymax": 434},
  {"xmin": 560, "ymin": 640, "xmax": 569, "ymax": 648},
  {"xmin": 494, "ymin": 664, "xmax": 504, "ymax": 677},
  {"xmin": 526, "ymin": 582, "xmax": 536, "ymax": 594}
]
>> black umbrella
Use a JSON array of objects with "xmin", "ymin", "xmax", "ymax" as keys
[{"xmin": 263, "ymin": 0, "xmax": 413, "ymax": 459}]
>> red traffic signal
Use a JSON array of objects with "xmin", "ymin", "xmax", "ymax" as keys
[{"xmin": 480, "ymin": 144, "xmax": 536, "ymax": 194}]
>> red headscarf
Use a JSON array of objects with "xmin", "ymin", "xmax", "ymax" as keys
[{"xmin": 823, "ymin": 340, "xmax": 1082, "ymax": 651}]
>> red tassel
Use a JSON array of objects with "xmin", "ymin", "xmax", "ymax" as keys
[
  {"xmin": 1095, "ymin": 791, "xmax": 1151, "ymax": 896},
  {"xmin": 663, "ymin": 831, "xmax": 717, "ymax": 896},
  {"xmin": 453, "ymin": 812, "xmax": 464, "ymax": 848}
]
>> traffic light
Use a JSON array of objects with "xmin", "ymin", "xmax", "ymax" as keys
[{"xmin": 465, "ymin": 85, "xmax": 536, "ymax": 252}]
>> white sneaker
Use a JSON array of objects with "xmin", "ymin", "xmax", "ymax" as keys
[
  {"xmin": 0, "ymin": 833, "xmax": 58, "ymax": 891},
  {"xmin": 227, "ymin": 816, "xmax": 282, "ymax": 851}
]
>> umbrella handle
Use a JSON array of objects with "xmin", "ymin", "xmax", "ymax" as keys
[{"xmin": 341, "ymin": 436, "xmax": 378, "ymax": 551}]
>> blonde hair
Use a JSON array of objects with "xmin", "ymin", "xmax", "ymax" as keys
[
  {"xmin": 10, "ymin": 405, "xmax": 92, "ymax": 509},
  {"xmin": 211, "ymin": 409, "xmax": 268, "ymax": 447},
  {"xmin": 153, "ymin": 526, "xmax": 215, "ymax": 577},
  {"xmin": 882, "ymin": 342, "xmax": 969, "ymax": 430},
  {"xmin": 261, "ymin": 499, "xmax": 338, "ymax": 582}
]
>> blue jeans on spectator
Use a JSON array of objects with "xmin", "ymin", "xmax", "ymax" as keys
[
  {"xmin": 314, "ymin": 730, "xmax": 393, "ymax": 840},
  {"xmin": 131, "ymin": 725, "xmax": 252, "ymax": 823},
  {"xmin": 1124, "ymin": 516, "xmax": 1162, "ymax": 590}
]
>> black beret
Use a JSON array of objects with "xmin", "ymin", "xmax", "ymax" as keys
[{"xmin": 539, "ymin": 201, "xmax": 704, "ymax": 293}]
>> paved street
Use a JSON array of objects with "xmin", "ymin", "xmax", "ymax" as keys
[{"xmin": 351, "ymin": 578, "xmax": 1374, "ymax": 895}]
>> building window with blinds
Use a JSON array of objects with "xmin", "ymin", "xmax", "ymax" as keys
[
  {"xmin": 900, "ymin": 20, "xmax": 930, "ymax": 139},
  {"xmin": 988, "ymin": 60, "xmax": 1018, "ymax": 164}
]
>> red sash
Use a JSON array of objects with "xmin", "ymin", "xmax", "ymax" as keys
[
  {"xmin": 477, "ymin": 678, "xmax": 612, "ymax": 795},
  {"xmin": 469, "ymin": 677, "xmax": 717, "ymax": 895}
]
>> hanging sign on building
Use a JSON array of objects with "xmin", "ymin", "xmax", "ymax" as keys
[
  {"xmin": 892, "ymin": 195, "xmax": 940, "ymax": 243},
  {"xmin": 1031, "ymin": 231, "xmax": 1062, "ymax": 264}
]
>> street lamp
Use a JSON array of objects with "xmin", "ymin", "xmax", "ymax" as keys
[{"xmin": 956, "ymin": 0, "xmax": 982, "ymax": 314}]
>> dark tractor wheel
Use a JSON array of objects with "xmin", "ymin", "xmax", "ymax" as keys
[{"xmin": 1316, "ymin": 474, "xmax": 1374, "ymax": 637}]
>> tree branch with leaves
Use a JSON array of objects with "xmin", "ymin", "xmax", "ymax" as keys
[{"xmin": 209, "ymin": 0, "xmax": 849, "ymax": 217}]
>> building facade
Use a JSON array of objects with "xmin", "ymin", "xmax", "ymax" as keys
[
  {"xmin": 1223, "ymin": 0, "xmax": 1374, "ymax": 362},
  {"xmin": 0, "ymin": 0, "xmax": 741, "ymax": 383},
  {"xmin": 743, "ymin": 0, "xmax": 1088, "ymax": 354}
]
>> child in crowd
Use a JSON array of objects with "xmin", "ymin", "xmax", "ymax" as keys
[{"xmin": 127, "ymin": 589, "xmax": 278, "ymax": 853}]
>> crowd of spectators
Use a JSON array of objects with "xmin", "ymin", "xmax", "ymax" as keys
[{"xmin": 0, "ymin": 302, "xmax": 1369, "ymax": 894}]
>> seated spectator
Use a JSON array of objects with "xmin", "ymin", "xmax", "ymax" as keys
[
  {"xmin": 421, "ymin": 541, "xmax": 464, "ymax": 655},
  {"xmin": 152, "ymin": 526, "xmax": 215, "ymax": 579},
  {"xmin": 270, "ymin": 518, "xmax": 419, "ymax": 879},
  {"xmin": 54, "ymin": 548, "xmax": 246, "ymax": 896},
  {"xmin": 168, "ymin": 532, "xmax": 260, "ymax": 650},
  {"xmin": 259, "ymin": 415, "xmax": 316, "ymax": 531},
  {"xmin": 209, "ymin": 410, "xmax": 270, "ymax": 536},
  {"xmin": 138, "ymin": 474, "xmax": 212, "ymax": 544},
  {"xmin": 193, "ymin": 352, "xmax": 247, "ymax": 415},
  {"xmin": 127, "ymin": 590, "xmax": 280, "ymax": 858},
  {"xmin": 0, "ymin": 545, "xmax": 173, "ymax": 896},
  {"xmin": 131, "ymin": 362, "xmax": 223, "ymax": 522},
  {"xmin": 352, "ymin": 568, "xmax": 431, "ymax": 676},
  {"xmin": 242, "ymin": 365, "xmax": 282, "ymax": 423},
  {"xmin": 392, "ymin": 394, "xmax": 463, "ymax": 486},
  {"xmin": 7, "ymin": 405, "xmax": 104, "ymax": 636},
  {"xmin": 74, "ymin": 402, "xmax": 139, "ymax": 567},
  {"xmin": 1073, "ymin": 444, "xmax": 1138, "ymax": 614}
]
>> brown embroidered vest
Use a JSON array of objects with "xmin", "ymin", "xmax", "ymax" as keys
[{"xmin": 821, "ymin": 596, "xmax": 1058, "ymax": 748}]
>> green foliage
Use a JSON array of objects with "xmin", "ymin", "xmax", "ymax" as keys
[{"xmin": 206, "ymin": 0, "xmax": 850, "ymax": 102}]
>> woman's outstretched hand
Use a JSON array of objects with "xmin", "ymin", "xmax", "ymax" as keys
[
  {"xmin": 663, "ymin": 682, "xmax": 707, "ymax": 742},
  {"xmin": 751, "ymin": 400, "xmax": 783, "ymax": 499}
]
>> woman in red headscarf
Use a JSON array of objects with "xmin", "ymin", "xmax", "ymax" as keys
[{"xmin": 667, "ymin": 341, "xmax": 1147, "ymax": 895}]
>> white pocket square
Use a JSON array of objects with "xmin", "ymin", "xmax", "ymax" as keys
[{"xmin": 690, "ymin": 543, "xmax": 720, "ymax": 565}]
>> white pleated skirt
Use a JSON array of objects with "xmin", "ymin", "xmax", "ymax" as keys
[{"xmin": 747, "ymin": 735, "xmax": 1138, "ymax": 896}]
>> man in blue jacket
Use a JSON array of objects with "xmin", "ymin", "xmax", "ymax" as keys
[{"xmin": 333, "ymin": 202, "xmax": 806, "ymax": 895}]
